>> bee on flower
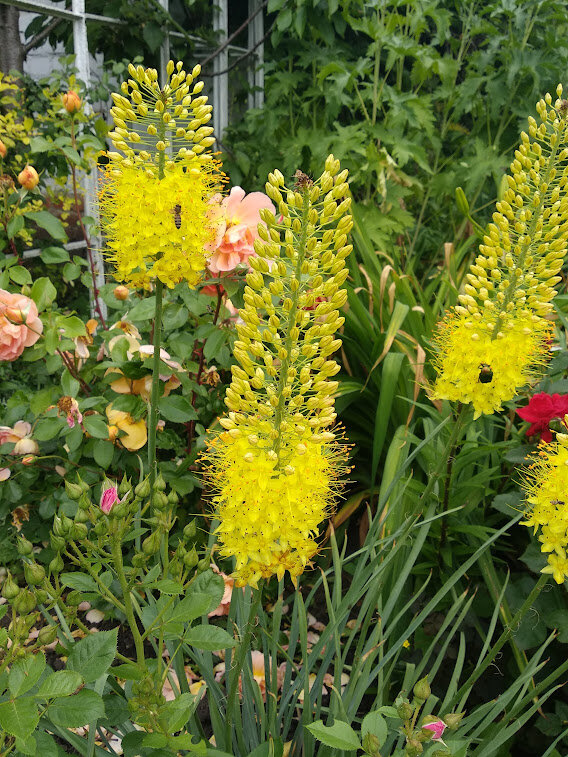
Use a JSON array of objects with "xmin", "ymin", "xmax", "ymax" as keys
[
  {"xmin": 99, "ymin": 60, "xmax": 224, "ymax": 290},
  {"xmin": 432, "ymin": 84, "xmax": 568, "ymax": 418}
]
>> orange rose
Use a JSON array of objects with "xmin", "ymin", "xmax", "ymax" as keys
[
  {"xmin": 62, "ymin": 90, "xmax": 82, "ymax": 113},
  {"xmin": 17, "ymin": 165, "xmax": 39, "ymax": 190}
]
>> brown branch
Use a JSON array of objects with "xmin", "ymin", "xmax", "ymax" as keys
[{"xmin": 23, "ymin": 17, "xmax": 62, "ymax": 56}]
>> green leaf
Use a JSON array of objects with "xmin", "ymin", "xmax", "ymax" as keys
[
  {"xmin": 142, "ymin": 20, "xmax": 164, "ymax": 52},
  {"xmin": 57, "ymin": 315, "xmax": 86, "ymax": 337},
  {"xmin": 9, "ymin": 652, "xmax": 46, "ymax": 696},
  {"xmin": 40, "ymin": 246, "xmax": 70, "ymax": 264},
  {"xmin": 203, "ymin": 328, "xmax": 227, "ymax": 361},
  {"xmin": 28, "ymin": 210, "xmax": 67, "ymax": 242},
  {"xmin": 162, "ymin": 692, "xmax": 199, "ymax": 732},
  {"xmin": 305, "ymin": 720, "xmax": 361, "ymax": 751},
  {"xmin": 37, "ymin": 670, "xmax": 84, "ymax": 699},
  {"xmin": 192, "ymin": 569, "xmax": 225, "ymax": 613},
  {"xmin": 6, "ymin": 214, "xmax": 24, "ymax": 239},
  {"xmin": 63, "ymin": 261, "xmax": 81, "ymax": 281},
  {"xmin": 48, "ymin": 689, "xmax": 105, "ymax": 727},
  {"xmin": 158, "ymin": 395, "xmax": 197, "ymax": 423},
  {"xmin": 9, "ymin": 265, "xmax": 32, "ymax": 286},
  {"xmin": 169, "ymin": 592, "xmax": 212, "ymax": 623},
  {"xmin": 83, "ymin": 414, "xmax": 109, "ymax": 439},
  {"xmin": 94, "ymin": 439, "xmax": 115, "ymax": 467},
  {"xmin": 31, "ymin": 277, "xmax": 57, "ymax": 311},
  {"xmin": 185, "ymin": 625, "xmax": 236, "ymax": 650},
  {"xmin": 34, "ymin": 417, "xmax": 63, "ymax": 441},
  {"xmin": 362, "ymin": 711, "xmax": 388, "ymax": 746},
  {"xmin": 29, "ymin": 136, "xmax": 52, "ymax": 153},
  {"xmin": 61, "ymin": 573, "xmax": 99, "ymax": 592},
  {"xmin": 61, "ymin": 368, "xmax": 80, "ymax": 397},
  {"xmin": 128, "ymin": 296, "xmax": 156, "ymax": 321},
  {"xmin": 151, "ymin": 579, "xmax": 185, "ymax": 595},
  {"xmin": 67, "ymin": 629, "xmax": 117, "ymax": 681},
  {"xmin": 0, "ymin": 698, "xmax": 40, "ymax": 740}
]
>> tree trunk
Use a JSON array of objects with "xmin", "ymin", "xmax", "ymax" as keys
[{"xmin": 0, "ymin": 5, "xmax": 24, "ymax": 73}]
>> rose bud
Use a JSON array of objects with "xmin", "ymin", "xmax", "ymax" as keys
[
  {"xmin": 113, "ymin": 285, "xmax": 129, "ymax": 301},
  {"xmin": 21, "ymin": 454, "xmax": 36, "ymax": 465},
  {"xmin": 100, "ymin": 486, "xmax": 119, "ymax": 515},
  {"xmin": 62, "ymin": 90, "xmax": 82, "ymax": 113},
  {"xmin": 17, "ymin": 165, "xmax": 39, "ymax": 190},
  {"xmin": 421, "ymin": 718, "xmax": 447, "ymax": 741},
  {"xmin": 0, "ymin": 140, "xmax": 7, "ymax": 159}
]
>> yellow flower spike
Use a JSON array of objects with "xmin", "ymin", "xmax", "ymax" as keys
[
  {"xmin": 433, "ymin": 88, "xmax": 568, "ymax": 415},
  {"xmin": 521, "ymin": 431, "xmax": 568, "ymax": 583},
  {"xmin": 205, "ymin": 160, "xmax": 351, "ymax": 587},
  {"xmin": 99, "ymin": 60, "xmax": 225, "ymax": 290}
]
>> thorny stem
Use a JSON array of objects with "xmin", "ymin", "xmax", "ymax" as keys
[
  {"xmin": 111, "ymin": 532, "xmax": 145, "ymax": 666},
  {"xmin": 68, "ymin": 117, "xmax": 107, "ymax": 329}
]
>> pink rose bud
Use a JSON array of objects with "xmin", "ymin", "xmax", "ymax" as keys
[
  {"xmin": 100, "ymin": 486, "xmax": 119, "ymax": 514},
  {"xmin": 422, "ymin": 719, "xmax": 447, "ymax": 741},
  {"xmin": 62, "ymin": 90, "xmax": 82, "ymax": 113},
  {"xmin": 17, "ymin": 165, "xmax": 39, "ymax": 191}
]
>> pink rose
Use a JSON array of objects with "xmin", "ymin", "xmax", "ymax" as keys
[
  {"xmin": 100, "ymin": 486, "xmax": 119, "ymax": 514},
  {"xmin": 422, "ymin": 719, "xmax": 447, "ymax": 741},
  {"xmin": 0, "ymin": 421, "xmax": 39, "ymax": 455},
  {"xmin": 207, "ymin": 187, "xmax": 275, "ymax": 274},
  {"xmin": 0, "ymin": 290, "xmax": 43, "ymax": 361}
]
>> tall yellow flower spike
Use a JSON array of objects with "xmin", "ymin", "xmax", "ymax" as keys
[
  {"xmin": 99, "ymin": 60, "xmax": 223, "ymax": 289},
  {"xmin": 433, "ymin": 85, "xmax": 568, "ymax": 418},
  {"xmin": 205, "ymin": 157, "xmax": 352, "ymax": 587},
  {"xmin": 521, "ymin": 422, "xmax": 568, "ymax": 584}
]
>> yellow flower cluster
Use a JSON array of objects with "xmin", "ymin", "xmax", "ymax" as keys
[
  {"xmin": 100, "ymin": 60, "xmax": 223, "ymax": 289},
  {"xmin": 521, "ymin": 427, "xmax": 568, "ymax": 584},
  {"xmin": 205, "ymin": 156, "xmax": 352, "ymax": 586},
  {"xmin": 433, "ymin": 85, "xmax": 568, "ymax": 416}
]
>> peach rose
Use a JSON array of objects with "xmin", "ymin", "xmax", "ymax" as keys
[
  {"xmin": 17, "ymin": 165, "xmax": 39, "ymax": 190},
  {"xmin": 207, "ymin": 187, "xmax": 274, "ymax": 274},
  {"xmin": 62, "ymin": 90, "xmax": 82, "ymax": 114},
  {"xmin": 0, "ymin": 290, "xmax": 43, "ymax": 361}
]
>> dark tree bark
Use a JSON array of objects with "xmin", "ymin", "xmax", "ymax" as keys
[{"xmin": 0, "ymin": 5, "xmax": 24, "ymax": 73}]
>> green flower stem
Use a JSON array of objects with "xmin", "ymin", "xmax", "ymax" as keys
[
  {"xmin": 225, "ymin": 587, "xmax": 263, "ymax": 752},
  {"xmin": 450, "ymin": 572, "xmax": 549, "ymax": 709},
  {"xmin": 273, "ymin": 190, "xmax": 310, "ymax": 463},
  {"xmin": 148, "ymin": 278, "xmax": 164, "ymax": 508},
  {"xmin": 111, "ymin": 533, "xmax": 145, "ymax": 667}
]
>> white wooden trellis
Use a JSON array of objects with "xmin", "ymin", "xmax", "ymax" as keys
[{"xmin": 0, "ymin": 0, "xmax": 265, "ymax": 317}]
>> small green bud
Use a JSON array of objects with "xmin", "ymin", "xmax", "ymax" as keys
[
  {"xmin": 17, "ymin": 537, "xmax": 33, "ymax": 556},
  {"xmin": 74, "ymin": 508, "xmax": 90, "ymax": 524},
  {"xmin": 24, "ymin": 562, "xmax": 46, "ymax": 586},
  {"xmin": 49, "ymin": 554, "xmax": 64, "ymax": 574},
  {"xmin": 71, "ymin": 523, "xmax": 88, "ymax": 540},
  {"xmin": 38, "ymin": 625, "xmax": 58, "ymax": 645},
  {"xmin": 443, "ymin": 712, "xmax": 465, "ymax": 730},
  {"xmin": 93, "ymin": 520, "xmax": 107, "ymax": 536},
  {"xmin": 132, "ymin": 553, "xmax": 147, "ymax": 568},
  {"xmin": 65, "ymin": 480, "xmax": 84, "ymax": 500},
  {"xmin": 362, "ymin": 732, "xmax": 381, "ymax": 757},
  {"xmin": 413, "ymin": 676, "xmax": 431, "ymax": 703},
  {"xmin": 405, "ymin": 739, "xmax": 423, "ymax": 757},
  {"xmin": 34, "ymin": 589, "xmax": 48, "ymax": 604},
  {"xmin": 2, "ymin": 573, "xmax": 20, "ymax": 600},
  {"xmin": 196, "ymin": 558, "xmax": 209, "ymax": 573},
  {"xmin": 135, "ymin": 477, "xmax": 151, "ymax": 499},
  {"xmin": 397, "ymin": 701, "xmax": 414, "ymax": 721},
  {"xmin": 52, "ymin": 515, "xmax": 65, "ymax": 537},
  {"xmin": 50, "ymin": 533, "xmax": 66, "ymax": 552},
  {"xmin": 168, "ymin": 490, "xmax": 179, "ymax": 505},
  {"xmin": 183, "ymin": 519, "xmax": 197, "ymax": 540},
  {"xmin": 118, "ymin": 475, "xmax": 131, "ymax": 497},
  {"xmin": 67, "ymin": 591, "xmax": 83, "ymax": 607},
  {"xmin": 455, "ymin": 186, "xmax": 470, "ymax": 217},
  {"xmin": 111, "ymin": 501, "xmax": 128, "ymax": 518},
  {"xmin": 154, "ymin": 474, "xmax": 166, "ymax": 492},
  {"xmin": 183, "ymin": 546, "xmax": 198, "ymax": 568},
  {"xmin": 79, "ymin": 476, "xmax": 91, "ymax": 494},
  {"xmin": 153, "ymin": 491, "xmax": 169, "ymax": 510},
  {"xmin": 78, "ymin": 492, "xmax": 91, "ymax": 510},
  {"xmin": 13, "ymin": 588, "xmax": 36, "ymax": 614},
  {"xmin": 142, "ymin": 531, "xmax": 161, "ymax": 555}
]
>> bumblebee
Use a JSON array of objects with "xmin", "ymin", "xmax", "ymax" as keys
[
  {"xmin": 170, "ymin": 203, "xmax": 182, "ymax": 229},
  {"xmin": 478, "ymin": 363, "xmax": 493, "ymax": 384}
]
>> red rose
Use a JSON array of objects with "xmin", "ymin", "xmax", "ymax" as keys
[{"xmin": 517, "ymin": 392, "xmax": 568, "ymax": 442}]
